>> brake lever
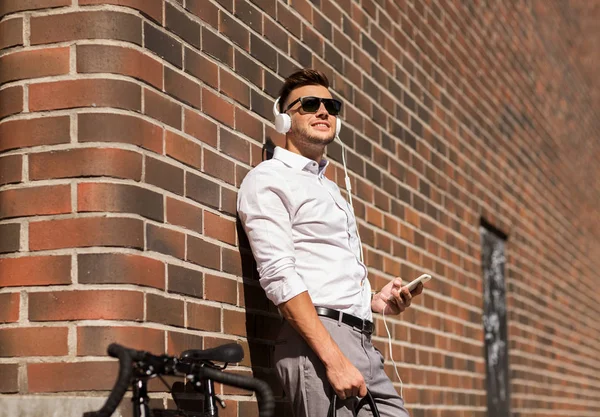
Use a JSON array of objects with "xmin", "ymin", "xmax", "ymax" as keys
[{"xmin": 214, "ymin": 395, "xmax": 226, "ymax": 409}]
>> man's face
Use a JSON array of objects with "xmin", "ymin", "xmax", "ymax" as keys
[{"xmin": 284, "ymin": 84, "xmax": 338, "ymax": 147}]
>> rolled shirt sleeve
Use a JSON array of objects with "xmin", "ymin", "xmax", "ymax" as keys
[{"xmin": 237, "ymin": 168, "xmax": 308, "ymax": 305}]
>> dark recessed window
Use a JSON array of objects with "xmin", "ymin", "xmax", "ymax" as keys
[{"xmin": 480, "ymin": 222, "xmax": 511, "ymax": 416}]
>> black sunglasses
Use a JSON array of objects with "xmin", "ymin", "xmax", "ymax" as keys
[{"xmin": 284, "ymin": 96, "xmax": 342, "ymax": 116}]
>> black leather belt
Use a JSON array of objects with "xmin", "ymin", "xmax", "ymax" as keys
[{"xmin": 315, "ymin": 307, "xmax": 374, "ymax": 333}]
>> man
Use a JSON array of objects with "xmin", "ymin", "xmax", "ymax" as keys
[{"xmin": 237, "ymin": 69, "xmax": 423, "ymax": 417}]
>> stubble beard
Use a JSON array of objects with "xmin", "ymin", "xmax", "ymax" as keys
[{"xmin": 291, "ymin": 123, "xmax": 336, "ymax": 150}]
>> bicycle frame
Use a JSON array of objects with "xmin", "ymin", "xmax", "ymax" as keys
[{"xmin": 129, "ymin": 357, "xmax": 222, "ymax": 417}]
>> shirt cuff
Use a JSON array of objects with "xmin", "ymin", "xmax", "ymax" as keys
[{"xmin": 260, "ymin": 266, "xmax": 308, "ymax": 306}]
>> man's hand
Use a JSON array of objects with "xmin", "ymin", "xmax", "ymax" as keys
[
  {"xmin": 371, "ymin": 277, "xmax": 423, "ymax": 315},
  {"xmin": 278, "ymin": 292, "xmax": 367, "ymax": 400},
  {"xmin": 324, "ymin": 351, "xmax": 367, "ymax": 400}
]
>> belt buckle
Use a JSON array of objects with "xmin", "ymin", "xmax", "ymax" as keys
[
  {"xmin": 355, "ymin": 318, "xmax": 365, "ymax": 333},
  {"xmin": 362, "ymin": 319, "xmax": 372, "ymax": 334}
]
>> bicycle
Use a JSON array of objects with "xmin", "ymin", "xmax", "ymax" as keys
[{"xmin": 82, "ymin": 342, "xmax": 275, "ymax": 417}]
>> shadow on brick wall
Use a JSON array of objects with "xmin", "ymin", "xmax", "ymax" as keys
[{"xmin": 237, "ymin": 179, "xmax": 291, "ymax": 412}]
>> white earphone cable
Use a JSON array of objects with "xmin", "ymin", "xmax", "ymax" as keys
[
  {"xmin": 382, "ymin": 306, "xmax": 404, "ymax": 397},
  {"xmin": 336, "ymin": 135, "xmax": 402, "ymax": 396},
  {"xmin": 336, "ymin": 135, "xmax": 364, "ymax": 264}
]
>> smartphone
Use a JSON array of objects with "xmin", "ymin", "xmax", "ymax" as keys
[{"xmin": 403, "ymin": 273, "xmax": 432, "ymax": 292}]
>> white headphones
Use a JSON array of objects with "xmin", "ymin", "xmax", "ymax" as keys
[{"xmin": 273, "ymin": 97, "xmax": 342, "ymax": 136}]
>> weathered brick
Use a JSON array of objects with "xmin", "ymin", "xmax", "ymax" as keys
[
  {"xmin": 264, "ymin": 64, "xmax": 283, "ymax": 97},
  {"xmin": 28, "ymin": 362, "xmax": 119, "ymax": 393},
  {"xmin": 234, "ymin": 50, "xmax": 262, "ymax": 87},
  {"xmin": 204, "ymin": 211, "xmax": 236, "ymax": 245},
  {"xmin": 165, "ymin": 130, "xmax": 202, "ymax": 169},
  {"xmin": 78, "ymin": 113, "xmax": 162, "ymax": 153},
  {"xmin": 78, "ymin": 183, "xmax": 163, "ymax": 221},
  {"xmin": 263, "ymin": 14, "xmax": 287, "ymax": 51},
  {"xmin": 186, "ymin": 0, "xmax": 219, "ymax": 29},
  {"xmin": 222, "ymin": 247, "xmax": 243, "ymax": 275},
  {"xmin": 203, "ymin": 148, "xmax": 235, "ymax": 185},
  {"xmin": 146, "ymin": 293, "xmax": 184, "ymax": 327},
  {"xmin": 168, "ymin": 264, "xmax": 203, "ymax": 298},
  {"xmin": 79, "ymin": 0, "xmax": 163, "ymax": 23},
  {"xmin": 250, "ymin": 89, "xmax": 272, "ymax": 120},
  {"xmin": 144, "ymin": 88, "xmax": 182, "ymax": 129},
  {"xmin": 0, "ymin": 154, "xmax": 22, "ymax": 186},
  {"xmin": 0, "ymin": 0, "xmax": 69, "ymax": 18},
  {"xmin": 302, "ymin": 24, "xmax": 323, "ymax": 56},
  {"xmin": 29, "ymin": 79, "xmax": 141, "ymax": 112},
  {"xmin": 146, "ymin": 223, "xmax": 185, "ymax": 259},
  {"xmin": 0, "ymin": 85, "xmax": 23, "ymax": 119},
  {"xmin": 167, "ymin": 331, "xmax": 203, "ymax": 355},
  {"xmin": 29, "ymin": 217, "xmax": 144, "ymax": 251},
  {"xmin": 220, "ymin": 128, "xmax": 250, "ymax": 163},
  {"xmin": 0, "ymin": 47, "xmax": 69, "ymax": 85},
  {"xmin": 0, "ymin": 223, "xmax": 19, "ymax": 255},
  {"xmin": 277, "ymin": 2, "xmax": 301, "ymax": 38},
  {"xmin": 235, "ymin": 108, "xmax": 263, "ymax": 142},
  {"xmin": 0, "ymin": 185, "xmax": 71, "ymax": 220},
  {"xmin": 184, "ymin": 108, "xmax": 218, "ymax": 147},
  {"xmin": 77, "ymin": 326, "xmax": 164, "ymax": 356},
  {"xmin": 289, "ymin": 38, "xmax": 312, "ymax": 68},
  {"xmin": 236, "ymin": 163, "xmax": 251, "ymax": 186},
  {"xmin": 221, "ymin": 187, "xmax": 238, "ymax": 216},
  {"xmin": 186, "ymin": 172, "xmax": 220, "ymax": 209},
  {"xmin": 165, "ymin": 2, "xmax": 201, "ymax": 48},
  {"xmin": 219, "ymin": 68, "xmax": 250, "ymax": 107},
  {"xmin": 0, "ymin": 327, "xmax": 68, "ymax": 357},
  {"xmin": 77, "ymin": 44, "xmax": 163, "ymax": 89},
  {"xmin": 164, "ymin": 67, "xmax": 201, "ymax": 109},
  {"xmin": 144, "ymin": 22, "xmax": 182, "ymax": 68},
  {"xmin": 184, "ymin": 47, "xmax": 218, "ymax": 89},
  {"xmin": 202, "ymin": 27, "xmax": 233, "ymax": 67},
  {"xmin": 223, "ymin": 309, "xmax": 246, "ymax": 337},
  {"xmin": 236, "ymin": 1, "xmax": 263, "ymax": 33},
  {"xmin": 145, "ymin": 156, "xmax": 184, "ymax": 195},
  {"xmin": 30, "ymin": 11, "xmax": 142, "ymax": 45},
  {"xmin": 30, "ymin": 148, "xmax": 142, "ymax": 181},
  {"xmin": 250, "ymin": 34, "xmax": 277, "ymax": 71},
  {"xmin": 187, "ymin": 302, "xmax": 221, "ymax": 331},
  {"xmin": 0, "ymin": 293, "xmax": 19, "ymax": 323},
  {"xmin": 0, "ymin": 18, "xmax": 23, "ymax": 49},
  {"xmin": 202, "ymin": 87, "xmax": 235, "ymax": 127},
  {"xmin": 78, "ymin": 253, "xmax": 165, "ymax": 289},
  {"xmin": 0, "ymin": 364, "xmax": 18, "ymax": 393},
  {"xmin": 205, "ymin": 274, "xmax": 237, "ymax": 305},
  {"xmin": 291, "ymin": 0, "xmax": 312, "ymax": 22},
  {"xmin": 166, "ymin": 197, "xmax": 203, "ymax": 234},
  {"xmin": 187, "ymin": 235, "xmax": 220, "ymax": 270},
  {"xmin": 29, "ymin": 290, "xmax": 144, "ymax": 321},
  {"xmin": 0, "ymin": 255, "xmax": 71, "ymax": 287},
  {"xmin": 220, "ymin": 10, "xmax": 249, "ymax": 51}
]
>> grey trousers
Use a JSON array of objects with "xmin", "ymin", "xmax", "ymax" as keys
[{"xmin": 274, "ymin": 316, "xmax": 410, "ymax": 417}]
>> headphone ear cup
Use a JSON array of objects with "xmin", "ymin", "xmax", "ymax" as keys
[
  {"xmin": 275, "ymin": 113, "xmax": 292, "ymax": 134},
  {"xmin": 335, "ymin": 118, "xmax": 342, "ymax": 136}
]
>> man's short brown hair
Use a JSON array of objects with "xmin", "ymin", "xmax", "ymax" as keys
[{"xmin": 278, "ymin": 69, "xmax": 330, "ymax": 112}]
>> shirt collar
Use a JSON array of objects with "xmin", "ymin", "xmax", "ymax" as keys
[{"xmin": 273, "ymin": 146, "xmax": 329, "ymax": 176}]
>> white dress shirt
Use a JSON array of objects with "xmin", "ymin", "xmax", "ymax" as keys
[{"xmin": 237, "ymin": 146, "xmax": 373, "ymax": 321}]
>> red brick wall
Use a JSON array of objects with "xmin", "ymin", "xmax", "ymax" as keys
[{"xmin": 0, "ymin": 1, "xmax": 598, "ymax": 416}]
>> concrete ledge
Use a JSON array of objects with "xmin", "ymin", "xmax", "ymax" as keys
[{"xmin": 0, "ymin": 396, "xmax": 121, "ymax": 417}]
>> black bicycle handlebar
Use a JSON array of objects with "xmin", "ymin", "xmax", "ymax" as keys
[
  {"xmin": 197, "ymin": 366, "xmax": 275, "ymax": 417},
  {"xmin": 82, "ymin": 343, "xmax": 275, "ymax": 417},
  {"xmin": 83, "ymin": 343, "xmax": 136, "ymax": 417}
]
